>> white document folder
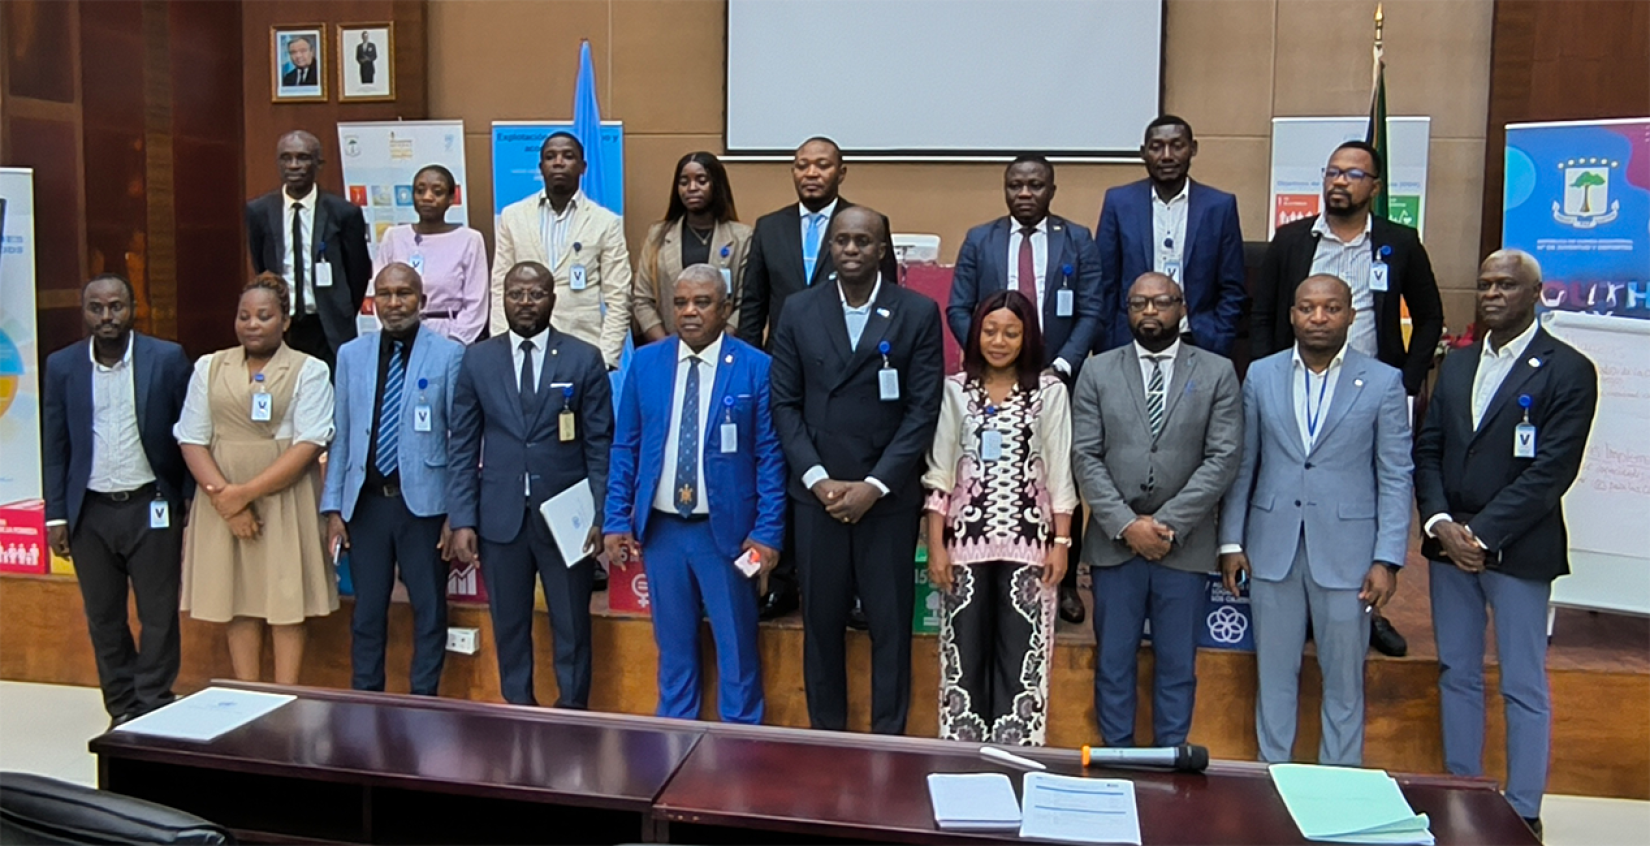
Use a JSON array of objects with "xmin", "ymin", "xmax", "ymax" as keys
[{"xmin": 539, "ymin": 478, "xmax": 595, "ymax": 568}]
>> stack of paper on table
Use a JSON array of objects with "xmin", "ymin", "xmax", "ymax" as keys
[
  {"xmin": 1270, "ymin": 764, "xmax": 1436, "ymax": 844},
  {"xmin": 1018, "ymin": 771, "xmax": 1142, "ymax": 845},
  {"xmin": 113, "ymin": 687, "xmax": 296, "ymax": 742},
  {"xmin": 926, "ymin": 773, "xmax": 1021, "ymax": 831}
]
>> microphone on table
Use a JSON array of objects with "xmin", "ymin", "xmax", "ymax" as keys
[{"xmin": 1079, "ymin": 743, "xmax": 1209, "ymax": 774}]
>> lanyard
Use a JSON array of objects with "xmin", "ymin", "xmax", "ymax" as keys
[{"xmin": 1303, "ymin": 367, "xmax": 1330, "ymax": 440}]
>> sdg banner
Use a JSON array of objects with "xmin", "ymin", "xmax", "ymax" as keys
[
  {"xmin": 491, "ymin": 121, "xmax": 625, "ymax": 217},
  {"xmin": 0, "ymin": 168, "xmax": 46, "ymax": 574},
  {"xmin": 337, "ymin": 120, "xmax": 471, "ymax": 259},
  {"xmin": 1269, "ymin": 117, "xmax": 1431, "ymax": 238}
]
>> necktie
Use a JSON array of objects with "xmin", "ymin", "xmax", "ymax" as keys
[
  {"xmin": 291, "ymin": 202, "xmax": 306, "ymax": 316},
  {"xmin": 519, "ymin": 339, "xmax": 540, "ymax": 419},
  {"xmin": 1017, "ymin": 226, "xmax": 1037, "ymax": 306},
  {"xmin": 374, "ymin": 341, "xmax": 403, "ymax": 477},
  {"xmin": 802, "ymin": 213, "xmax": 824, "ymax": 285},
  {"xmin": 1146, "ymin": 355, "xmax": 1167, "ymax": 438},
  {"xmin": 674, "ymin": 358, "xmax": 701, "ymax": 516}
]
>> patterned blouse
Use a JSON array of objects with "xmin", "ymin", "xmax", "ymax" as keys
[{"xmin": 922, "ymin": 372, "xmax": 1077, "ymax": 567}]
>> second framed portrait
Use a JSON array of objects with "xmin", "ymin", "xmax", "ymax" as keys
[
  {"xmin": 339, "ymin": 23, "xmax": 395, "ymax": 102},
  {"xmin": 272, "ymin": 25, "xmax": 327, "ymax": 102}
]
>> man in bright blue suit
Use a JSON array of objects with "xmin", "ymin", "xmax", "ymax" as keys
[
  {"xmin": 322, "ymin": 264, "xmax": 463, "ymax": 696},
  {"xmin": 1218, "ymin": 275, "xmax": 1412, "ymax": 767},
  {"xmin": 1095, "ymin": 116, "xmax": 1246, "ymax": 355},
  {"xmin": 604, "ymin": 265, "xmax": 785, "ymax": 724}
]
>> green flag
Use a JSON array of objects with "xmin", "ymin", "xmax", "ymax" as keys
[{"xmin": 1365, "ymin": 33, "xmax": 1389, "ymax": 220}]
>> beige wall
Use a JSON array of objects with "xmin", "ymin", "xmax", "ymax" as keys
[{"xmin": 429, "ymin": 0, "xmax": 1491, "ymax": 331}]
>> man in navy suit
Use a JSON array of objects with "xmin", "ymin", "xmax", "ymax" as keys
[
  {"xmin": 42, "ymin": 274, "xmax": 193, "ymax": 727},
  {"xmin": 604, "ymin": 265, "xmax": 786, "ymax": 724},
  {"xmin": 448, "ymin": 261, "xmax": 613, "ymax": 708},
  {"xmin": 1096, "ymin": 115, "xmax": 1247, "ymax": 355},
  {"xmin": 1415, "ymin": 251, "xmax": 1597, "ymax": 837},
  {"xmin": 322, "ymin": 264, "xmax": 464, "ymax": 696}
]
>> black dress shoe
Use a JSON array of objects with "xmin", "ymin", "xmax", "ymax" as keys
[
  {"xmin": 1522, "ymin": 816, "xmax": 1543, "ymax": 842},
  {"xmin": 847, "ymin": 598, "xmax": 870, "ymax": 631},
  {"xmin": 1058, "ymin": 583, "xmax": 1085, "ymax": 625},
  {"xmin": 107, "ymin": 712, "xmax": 135, "ymax": 731},
  {"xmin": 1370, "ymin": 612, "xmax": 1408, "ymax": 657},
  {"xmin": 759, "ymin": 586, "xmax": 798, "ymax": 621},
  {"xmin": 592, "ymin": 567, "xmax": 608, "ymax": 592}
]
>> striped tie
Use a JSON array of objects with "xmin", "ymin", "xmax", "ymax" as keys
[
  {"xmin": 375, "ymin": 341, "xmax": 404, "ymax": 477},
  {"xmin": 1146, "ymin": 355, "xmax": 1166, "ymax": 438}
]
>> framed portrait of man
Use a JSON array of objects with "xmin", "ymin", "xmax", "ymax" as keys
[
  {"xmin": 272, "ymin": 25, "xmax": 327, "ymax": 103},
  {"xmin": 339, "ymin": 23, "xmax": 394, "ymax": 102}
]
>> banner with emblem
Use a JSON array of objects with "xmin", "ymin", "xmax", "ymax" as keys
[
  {"xmin": 0, "ymin": 168, "xmax": 46, "ymax": 575},
  {"xmin": 1268, "ymin": 116, "xmax": 1430, "ymax": 238}
]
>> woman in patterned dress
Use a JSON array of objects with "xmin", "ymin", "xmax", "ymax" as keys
[{"xmin": 923, "ymin": 289, "xmax": 1077, "ymax": 745}]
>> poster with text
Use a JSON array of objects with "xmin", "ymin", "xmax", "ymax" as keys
[
  {"xmin": 1268, "ymin": 117, "xmax": 1431, "ymax": 238},
  {"xmin": 0, "ymin": 168, "xmax": 46, "ymax": 574},
  {"xmin": 491, "ymin": 121, "xmax": 625, "ymax": 217},
  {"xmin": 337, "ymin": 120, "xmax": 471, "ymax": 262}
]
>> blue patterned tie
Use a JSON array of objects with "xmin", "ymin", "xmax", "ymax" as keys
[
  {"xmin": 375, "ymin": 341, "xmax": 404, "ymax": 477},
  {"xmin": 802, "ymin": 212, "xmax": 824, "ymax": 285},
  {"xmin": 674, "ymin": 357, "xmax": 700, "ymax": 517}
]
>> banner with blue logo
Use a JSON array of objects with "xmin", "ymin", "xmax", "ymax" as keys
[{"xmin": 1198, "ymin": 573, "xmax": 1253, "ymax": 652}]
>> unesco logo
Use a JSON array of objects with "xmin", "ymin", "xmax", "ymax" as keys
[{"xmin": 1206, "ymin": 605, "xmax": 1248, "ymax": 644}]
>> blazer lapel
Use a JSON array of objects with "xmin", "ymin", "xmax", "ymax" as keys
[
  {"xmin": 530, "ymin": 331, "xmax": 564, "ymax": 432},
  {"xmin": 711, "ymin": 221, "xmax": 737, "ymax": 273},
  {"xmin": 832, "ymin": 283, "xmax": 896, "ymax": 391},
  {"xmin": 1134, "ymin": 182, "xmax": 1156, "ymax": 272},
  {"xmin": 816, "ymin": 279, "xmax": 855, "ymax": 372},
  {"xmin": 267, "ymin": 197, "xmax": 286, "ymax": 269},
  {"xmin": 985, "ymin": 218, "xmax": 1011, "ymax": 293},
  {"xmin": 779, "ymin": 205, "xmax": 807, "ymax": 287},
  {"xmin": 1157, "ymin": 346, "xmax": 1197, "ymax": 439},
  {"xmin": 658, "ymin": 221, "xmax": 684, "ymax": 286},
  {"xmin": 311, "ymin": 195, "xmax": 331, "ymax": 260},
  {"xmin": 558, "ymin": 203, "xmax": 600, "ymax": 276},
  {"xmin": 1471, "ymin": 332, "xmax": 1551, "ymax": 442},
  {"xmin": 1118, "ymin": 347, "xmax": 1151, "ymax": 433},
  {"xmin": 708, "ymin": 342, "xmax": 735, "ymax": 431},
  {"xmin": 1043, "ymin": 217, "xmax": 1071, "ymax": 320},
  {"xmin": 1272, "ymin": 357, "xmax": 1306, "ymax": 461},
  {"xmin": 132, "ymin": 334, "xmax": 152, "ymax": 432},
  {"xmin": 1308, "ymin": 355, "xmax": 1366, "ymax": 456},
  {"xmin": 1182, "ymin": 183, "xmax": 1206, "ymax": 270},
  {"xmin": 68, "ymin": 340, "xmax": 93, "ymax": 437}
]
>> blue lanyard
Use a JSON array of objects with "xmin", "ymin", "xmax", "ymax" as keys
[{"xmin": 1303, "ymin": 367, "xmax": 1330, "ymax": 439}]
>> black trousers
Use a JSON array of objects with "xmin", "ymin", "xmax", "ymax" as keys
[
  {"xmin": 285, "ymin": 312, "xmax": 334, "ymax": 370},
  {"xmin": 795, "ymin": 501, "xmax": 918, "ymax": 735},
  {"xmin": 480, "ymin": 505, "xmax": 593, "ymax": 708},
  {"xmin": 70, "ymin": 492, "xmax": 183, "ymax": 718},
  {"xmin": 347, "ymin": 491, "xmax": 448, "ymax": 695}
]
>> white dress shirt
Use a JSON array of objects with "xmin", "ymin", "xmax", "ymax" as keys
[
  {"xmin": 509, "ymin": 327, "xmax": 551, "ymax": 394},
  {"xmin": 652, "ymin": 335, "xmax": 721, "ymax": 514},
  {"xmin": 1151, "ymin": 179, "xmax": 1191, "ymax": 278},
  {"xmin": 1005, "ymin": 216, "xmax": 1049, "ymax": 315},
  {"xmin": 539, "ymin": 191, "xmax": 581, "ymax": 270},
  {"xmin": 283, "ymin": 186, "xmax": 318, "ymax": 316},
  {"xmin": 1133, "ymin": 338, "xmax": 1180, "ymax": 395},
  {"xmin": 1309, "ymin": 214, "xmax": 1377, "ymax": 357},
  {"xmin": 86, "ymin": 336, "xmax": 156, "ymax": 494},
  {"xmin": 802, "ymin": 274, "xmax": 889, "ymax": 497}
]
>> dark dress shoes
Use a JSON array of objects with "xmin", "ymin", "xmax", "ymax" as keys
[
  {"xmin": 1522, "ymin": 816, "xmax": 1543, "ymax": 842},
  {"xmin": 758, "ymin": 585, "xmax": 798, "ymax": 621},
  {"xmin": 1058, "ymin": 583, "xmax": 1086, "ymax": 625}
]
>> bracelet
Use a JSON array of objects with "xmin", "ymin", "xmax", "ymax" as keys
[{"xmin": 1051, "ymin": 536, "xmax": 1072, "ymax": 547}]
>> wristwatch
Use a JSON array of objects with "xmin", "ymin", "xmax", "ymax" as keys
[{"xmin": 1051, "ymin": 536, "xmax": 1072, "ymax": 547}]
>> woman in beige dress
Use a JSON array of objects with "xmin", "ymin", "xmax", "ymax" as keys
[{"xmin": 175, "ymin": 273, "xmax": 337, "ymax": 684}]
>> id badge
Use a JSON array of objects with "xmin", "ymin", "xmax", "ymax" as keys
[
  {"xmin": 878, "ymin": 367, "xmax": 901, "ymax": 401},
  {"xmin": 1056, "ymin": 288, "xmax": 1074, "ymax": 318},
  {"xmin": 314, "ymin": 261, "xmax": 334, "ymax": 288},
  {"xmin": 148, "ymin": 499, "xmax": 170, "ymax": 530},
  {"xmin": 980, "ymin": 429, "xmax": 1003, "ymax": 461},
  {"xmin": 720, "ymin": 267, "xmax": 733, "ymax": 294},
  {"xmin": 1163, "ymin": 259, "xmax": 1182, "ymax": 283},
  {"xmin": 570, "ymin": 264, "xmax": 588, "ymax": 291},
  {"xmin": 1369, "ymin": 261, "xmax": 1390, "ymax": 292},
  {"xmin": 720, "ymin": 422, "xmax": 739, "ymax": 453},
  {"xmin": 414, "ymin": 404, "xmax": 433, "ymax": 432},
  {"xmin": 1514, "ymin": 423, "xmax": 1536, "ymax": 458},
  {"xmin": 409, "ymin": 254, "xmax": 425, "ymax": 275},
  {"xmin": 250, "ymin": 392, "xmax": 273, "ymax": 422},
  {"xmin": 559, "ymin": 410, "xmax": 577, "ymax": 442}
]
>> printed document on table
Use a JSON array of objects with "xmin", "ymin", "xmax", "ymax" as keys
[
  {"xmin": 539, "ymin": 478, "xmax": 595, "ymax": 568},
  {"xmin": 1018, "ymin": 772, "xmax": 1141, "ymax": 845},
  {"xmin": 113, "ymin": 687, "xmax": 296, "ymax": 742},
  {"xmin": 926, "ymin": 772, "xmax": 1021, "ymax": 831},
  {"xmin": 1270, "ymin": 764, "xmax": 1435, "ymax": 844}
]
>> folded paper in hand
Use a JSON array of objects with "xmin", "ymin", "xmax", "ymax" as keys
[{"xmin": 539, "ymin": 479, "xmax": 595, "ymax": 569}]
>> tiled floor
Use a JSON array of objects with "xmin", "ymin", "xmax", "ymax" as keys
[{"xmin": 1, "ymin": 680, "xmax": 1645, "ymax": 844}]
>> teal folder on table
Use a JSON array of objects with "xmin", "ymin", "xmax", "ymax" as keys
[{"xmin": 1270, "ymin": 764, "xmax": 1436, "ymax": 845}]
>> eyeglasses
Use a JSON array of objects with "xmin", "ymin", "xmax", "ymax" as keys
[
  {"xmin": 503, "ymin": 289, "xmax": 551, "ymax": 304},
  {"xmin": 1323, "ymin": 167, "xmax": 1375, "ymax": 182},
  {"xmin": 1127, "ymin": 295, "xmax": 1184, "ymax": 312}
]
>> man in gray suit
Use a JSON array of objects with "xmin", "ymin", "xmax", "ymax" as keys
[
  {"xmin": 1073, "ymin": 272, "xmax": 1242, "ymax": 748},
  {"xmin": 1219, "ymin": 274, "xmax": 1412, "ymax": 766}
]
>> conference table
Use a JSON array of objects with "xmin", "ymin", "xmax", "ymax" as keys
[{"xmin": 89, "ymin": 683, "xmax": 1538, "ymax": 845}]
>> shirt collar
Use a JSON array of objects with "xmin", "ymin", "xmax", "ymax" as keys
[
  {"xmin": 1311, "ymin": 212, "xmax": 1372, "ymax": 245},
  {"xmin": 1291, "ymin": 343, "xmax": 1348, "ymax": 374},
  {"xmin": 283, "ymin": 184, "xmax": 318, "ymax": 210},
  {"xmin": 540, "ymin": 189, "xmax": 583, "ymax": 216},
  {"xmin": 1152, "ymin": 179, "xmax": 1192, "ymax": 207},
  {"xmin": 839, "ymin": 275, "xmax": 883, "ymax": 313},
  {"xmin": 1011, "ymin": 216, "xmax": 1049, "ymax": 235},
  {"xmin": 1483, "ymin": 317, "xmax": 1539, "ymax": 361},
  {"xmin": 382, "ymin": 325, "xmax": 418, "ymax": 354},
  {"xmin": 800, "ymin": 198, "xmax": 838, "ymax": 222},
  {"xmin": 1133, "ymin": 338, "xmax": 1181, "ymax": 362},
  {"xmin": 677, "ymin": 333, "xmax": 724, "ymax": 367},
  {"xmin": 509, "ymin": 326, "xmax": 551, "ymax": 351},
  {"xmin": 89, "ymin": 334, "xmax": 135, "ymax": 371}
]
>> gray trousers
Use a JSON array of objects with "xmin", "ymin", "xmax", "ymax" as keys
[
  {"xmin": 1429, "ymin": 560, "xmax": 1551, "ymax": 819},
  {"xmin": 1251, "ymin": 534, "xmax": 1370, "ymax": 766}
]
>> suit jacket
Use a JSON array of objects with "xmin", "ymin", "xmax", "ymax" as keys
[
  {"xmin": 447, "ymin": 329, "xmax": 613, "ymax": 546},
  {"xmin": 1072, "ymin": 343, "xmax": 1243, "ymax": 572},
  {"xmin": 734, "ymin": 199, "xmax": 899, "ymax": 347},
  {"xmin": 246, "ymin": 189, "xmax": 373, "ymax": 353},
  {"xmin": 1413, "ymin": 327, "xmax": 1597, "ymax": 582},
  {"xmin": 281, "ymin": 65, "xmax": 318, "ymax": 87},
  {"xmin": 1095, "ymin": 179, "xmax": 1247, "ymax": 355},
  {"xmin": 320, "ymin": 326, "xmax": 464, "ymax": 522},
  {"xmin": 604, "ymin": 335, "xmax": 786, "ymax": 560},
  {"xmin": 1252, "ymin": 215, "xmax": 1443, "ymax": 395},
  {"xmin": 946, "ymin": 214, "xmax": 1105, "ymax": 375},
  {"xmin": 769, "ymin": 281, "xmax": 944, "ymax": 514},
  {"xmin": 490, "ymin": 191, "xmax": 632, "ymax": 368},
  {"xmin": 1219, "ymin": 348, "xmax": 1413, "ymax": 589},
  {"xmin": 631, "ymin": 218, "xmax": 754, "ymax": 338},
  {"xmin": 42, "ymin": 334, "xmax": 193, "ymax": 532}
]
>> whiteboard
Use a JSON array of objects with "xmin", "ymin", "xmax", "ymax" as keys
[
  {"xmin": 725, "ymin": 0, "xmax": 1163, "ymax": 156},
  {"xmin": 1541, "ymin": 311, "xmax": 1650, "ymax": 616}
]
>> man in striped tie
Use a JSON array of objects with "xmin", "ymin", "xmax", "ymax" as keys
[
  {"xmin": 322, "ymin": 263, "xmax": 465, "ymax": 695},
  {"xmin": 1071, "ymin": 272, "xmax": 1243, "ymax": 748}
]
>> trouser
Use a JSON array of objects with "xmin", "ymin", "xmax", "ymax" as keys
[
  {"xmin": 1092, "ymin": 556, "xmax": 1206, "ymax": 747},
  {"xmin": 1430, "ymin": 560, "xmax": 1552, "ymax": 819},
  {"xmin": 70, "ymin": 489, "xmax": 183, "ymax": 719},
  {"xmin": 796, "ymin": 502, "xmax": 918, "ymax": 735},
  {"xmin": 643, "ymin": 512, "xmax": 764, "ymax": 724},
  {"xmin": 1251, "ymin": 533, "xmax": 1370, "ymax": 766},
  {"xmin": 938, "ymin": 560, "xmax": 1054, "ymax": 746},
  {"xmin": 480, "ymin": 504, "xmax": 594, "ymax": 707},
  {"xmin": 346, "ymin": 490, "xmax": 448, "ymax": 695}
]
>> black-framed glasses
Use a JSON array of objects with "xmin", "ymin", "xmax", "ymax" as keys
[
  {"xmin": 1127, "ymin": 295, "xmax": 1184, "ymax": 312},
  {"xmin": 1323, "ymin": 167, "xmax": 1375, "ymax": 182}
]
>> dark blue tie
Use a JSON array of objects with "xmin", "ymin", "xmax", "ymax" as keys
[
  {"xmin": 519, "ymin": 339, "xmax": 540, "ymax": 419},
  {"xmin": 674, "ymin": 358, "xmax": 700, "ymax": 517},
  {"xmin": 374, "ymin": 341, "xmax": 403, "ymax": 476}
]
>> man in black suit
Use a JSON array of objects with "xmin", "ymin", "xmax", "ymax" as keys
[
  {"xmin": 769, "ymin": 206, "xmax": 944, "ymax": 735},
  {"xmin": 245, "ymin": 130, "xmax": 372, "ymax": 368},
  {"xmin": 281, "ymin": 35, "xmax": 319, "ymax": 87},
  {"xmin": 1252, "ymin": 140, "xmax": 1443, "ymax": 397},
  {"xmin": 1414, "ymin": 250, "xmax": 1597, "ymax": 840},
  {"xmin": 41, "ymin": 274, "xmax": 193, "ymax": 728},
  {"xmin": 355, "ymin": 32, "xmax": 378, "ymax": 86}
]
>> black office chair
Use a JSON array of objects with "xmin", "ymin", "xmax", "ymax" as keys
[{"xmin": 0, "ymin": 772, "xmax": 233, "ymax": 845}]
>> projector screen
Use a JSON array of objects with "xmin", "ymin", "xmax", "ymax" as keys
[{"xmin": 726, "ymin": 0, "xmax": 1164, "ymax": 157}]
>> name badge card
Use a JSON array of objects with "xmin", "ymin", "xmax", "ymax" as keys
[
  {"xmin": 559, "ymin": 411, "xmax": 577, "ymax": 442},
  {"xmin": 409, "ymin": 254, "xmax": 425, "ymax": 275},
  {"xmin": 315, "ymin": 261, "xmax": 334, "ymax": 288},
  {"xmin": 149, "ymin": 499, "xmax": 170, "ymax": 530},
  {"xmin": 414, "ymin": 405, "xmax": 433, "ymax": 432},
  {"xmin": 1056, "ymin": 288, "xmax": 1074, "ymax": 318},
  {"xmin": 250, "ymin": 392, "xmax": 272, "ymax": 422},
  {"xmin": 1163, "ymin": 259, "xmax": 1182, "ymax": 283},
  {"xmin": 877, "ymin": 340, "xmax": 900, "ymax": 401},
  {"xmin": 570, "ymin": 264, "xmax": 588, "ymax": 291},
  {"xmin": 1514, "ymin": 424, "xmax": 1536, "ymax": 458},
  {"xmin": 1369, "ymin": 261, "xmax": 1389, "ymax": 292},
  {"xmin": 981, "ymin": 428, "xmax": 1003, "ymax": 461},
  {"xmin": 720, "ymin": 422, "xmax": 739, "ymax": 453}
]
